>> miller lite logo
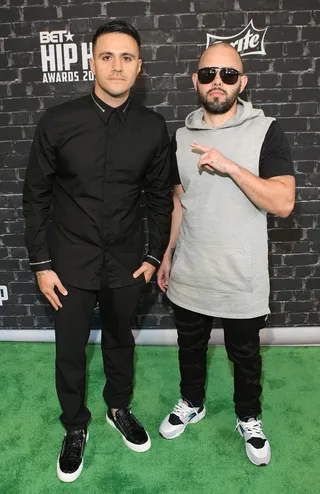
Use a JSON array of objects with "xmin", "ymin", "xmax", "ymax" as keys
[
  {"xmin": 206, "ymin": 20, "xmax": 268, "ymax": 56},
  {"xmin": 40, "ymin": 30, "xmax": 94, "ymax": 83}
]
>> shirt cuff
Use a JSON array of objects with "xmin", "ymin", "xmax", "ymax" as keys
[
  {"xmin": 144, "ymin": 254, "xmax": 162, "ymax": 270},
  {"xmin": 29, "ymin": 260, "xmax": 52, "ymax": 272}
]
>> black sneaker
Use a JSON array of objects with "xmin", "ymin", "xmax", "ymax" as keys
[
  {"xmin": 106, "ymin": 408, "xmax": 151, "ymax": 452},
  {"xmin": 57, "ymin": 429, "xmax": 88, "ymax": 482}
]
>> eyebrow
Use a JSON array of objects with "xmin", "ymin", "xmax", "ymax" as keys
[{"xmin": 98, "ymin": 51, "xmax": 138, "ymax": 58}]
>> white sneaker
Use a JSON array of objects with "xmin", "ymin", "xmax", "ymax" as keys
[
  {"xmin": 236, "ymin": 418, "xmax": 271, "ymax": 466},
  {"xmin": 159, "ymin": 399, "xmax": 206, "ymax": 439}
]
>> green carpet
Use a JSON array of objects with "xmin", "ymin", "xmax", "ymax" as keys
[{"xmin": 0, "ymin": 343, "xmax": 319, "ymax": 494}]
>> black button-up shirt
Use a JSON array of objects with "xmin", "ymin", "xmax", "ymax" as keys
[{"xmin": 23, "ymin": 92, "xmax": 173, "ymax": 289}]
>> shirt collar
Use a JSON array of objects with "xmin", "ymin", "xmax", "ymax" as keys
[{"xmin": 90, "ymin": 90, "xmax": 130, "ymax": 123}]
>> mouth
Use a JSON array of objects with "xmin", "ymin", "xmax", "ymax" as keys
[
  {"xmin": 208, "ymin": 89, "xmax": 225, "ymax": 97},
  {"xmin": 108, "ymin": 77, "xmax": 126, "ymax": 81}
]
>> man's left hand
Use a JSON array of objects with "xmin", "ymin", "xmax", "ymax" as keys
[
  {"xmin": 133, "ymin": 261, "xmax": 156, "ymax": 283},
  {"xmin": 191, "ymin": 143, "xmax": 237, "ymax": 175}
]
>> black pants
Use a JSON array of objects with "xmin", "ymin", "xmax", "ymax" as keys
[
  {"xmin": 54, "ymin": 280, "xmax": 144, "ymax": 431},
  {"xmin": 173, "ymin": 303, "xmax": 267, "ymax": 420}
]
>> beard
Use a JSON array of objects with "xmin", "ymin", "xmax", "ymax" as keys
[{"xmin": 198, "ymin": 84, "xmax": 241, "ymax": 114}]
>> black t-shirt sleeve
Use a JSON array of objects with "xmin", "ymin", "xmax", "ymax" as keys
[
  {"xmin": 171, "ymin": 132, "xmax": 182, "ymax": 186},
  {"xmin": 259, "ymin": 120, "xmax": 294, "ymax": 179}
]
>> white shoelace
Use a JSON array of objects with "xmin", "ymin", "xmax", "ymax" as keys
[
  {"xmin": 236, "ymin": 418, "xmax": 263, "ymax": 437},
  {"xmin": 172, "ymin": 400, "xmax": 196, "ymax": 419},
  {"xmin": 235, "ymin": 420, "xmax": 263, "ymax": 438}
]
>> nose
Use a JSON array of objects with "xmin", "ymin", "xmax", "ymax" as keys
[
  {"xmin": 212, "ymin": 70, "xmax": 222, "ymax": 86},
  {"xmin": 112, "ymin": 56, "xmax": 123, "ymax": 72}
]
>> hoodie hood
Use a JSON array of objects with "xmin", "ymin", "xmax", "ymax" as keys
[{"xmin": 185, "ymin": 98, "xmax": 265, "ymax": 131}]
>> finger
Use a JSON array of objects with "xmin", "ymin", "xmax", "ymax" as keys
[
  {"xmin": 56, "ymin": 282, "xmax": 68, "ymax": 296},
  {"xmin": 199, "ymin": 151, "xmax": 211, "ymax": 160},
  {"xmin": 199, "ymin": 157, "xmax": 215, "ymax": 166},
  {"xmin": 157, "ymin": 268, "xmax": 164, "ymax": 280},
  {"xmin": 164, "ymin": 267, "xmax": 172, "ymax": 287},
  {"xmin": 45, "ymin": 294, "xmax": 60, "ymax": 311},
  {"xmin": 44, "ymin": 289, "xmax": 62, "ymax": 309},
  {"xmin": 191, "ymin": 143, "xmax": 211, "ymax": 152},
  {"xmin": 52, "ymin": 292, "xmax": 63, "ymax": 309},
  {"xmin": 198, "ymin": 153, "xmax": 212, "ymax": 166},
  {"xmin": 158, "ymin": 279, "xmax": 167, "ymax": 292},
  {"xmin": 133, "ymin": 266, "xmax": 145, "ymax": 278},
  {"xmin": 203, "ymin": 164, "xmax": 215, "ymax": 172},
  {"xmin": 145, "ymin": 268, "xmax": 155, "ymax": 283},
  {"xmin": 156, "ymin": 271, "xmax": 166, "ymax": 291},
  {"xmin": 191, "ymin": 142, "xmax": 211, "ymax": 151},
  {"xmin": 145, "ymin": 266, "xmax": 156, "ymax": 276},
  {"xmin": 198, "ymin": 159, "xmax": 211, "ymax": 168},
  {"xmin": 198, "ymin": 160, "xmax": 215, "ymax": 170},
  {"xmin": 199, "ymin": 153, "xmax": 215, "ymax": 166}
]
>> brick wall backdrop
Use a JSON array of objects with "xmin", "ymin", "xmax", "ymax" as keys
[{"xmin": 0, "ymin": 0, "xmax": 319, "ymax": 332}]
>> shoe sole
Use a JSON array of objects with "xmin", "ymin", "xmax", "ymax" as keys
[
  {"xmin": 245, "ymin": 445, "xmax": 271, "ymax": 467},
  {"xmin": 106, "ymin": 414, "xmax": 151, "ymax": 453},
  {"xmin": 159, "ymin": 406, "xmax": 206, "ymax": 440},
  {"xmin": 57, "ymin": 430, "xmax": 89, "ymax": 483},
  {"xmin": 246, "ymin": 455, "xmax": 270, "ymax": 466},
  {"xmin": 237, "ymin": 428, "xmax": 271, "ymax": 466}
]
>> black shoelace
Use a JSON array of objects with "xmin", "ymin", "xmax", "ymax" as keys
[
  {"xmin": 117, "ymin": 410, "xmax": 142, "ymax": 438},
  {"xmin": 61, "ymin": 433, "xmax": 84, "ymax": 463}
]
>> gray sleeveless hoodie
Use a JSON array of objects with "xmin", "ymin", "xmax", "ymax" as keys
[{"xmin": 167, "ymin": 98, "xmax": 274, "ymax": 318}]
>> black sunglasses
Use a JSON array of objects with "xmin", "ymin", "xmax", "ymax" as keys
[{"xmin": 197, "ymin": 66, "xmax": 242, "ymax": 85}]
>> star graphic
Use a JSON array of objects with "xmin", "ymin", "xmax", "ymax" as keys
[{"xmin": 64, "ymin": 32, "xmax": 74, "ymax": 42}]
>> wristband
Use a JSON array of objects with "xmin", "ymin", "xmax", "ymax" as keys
[{"xmin": 35, "ymin": 269, "xmax": 52, "ymax": 276}]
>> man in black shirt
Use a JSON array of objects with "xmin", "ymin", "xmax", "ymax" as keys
[{"xmin": 23, "ymin": 20, "xmax": 173, "ymax": 482}]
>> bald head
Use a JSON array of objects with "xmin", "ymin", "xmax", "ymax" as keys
[
  {"xmin": 199, "ymin": 42, "xmax": 244, "ymax": 73},
  {"xmin": 193, "ymin": 41, "xmax": 248, "ymax": 117}
]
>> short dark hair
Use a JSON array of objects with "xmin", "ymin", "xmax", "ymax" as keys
[{"xmin": 92, "ymin": 19, "xmax": 141, "ymax": 52}]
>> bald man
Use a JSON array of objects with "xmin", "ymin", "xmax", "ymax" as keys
[{"xmin": 157, "ymin": 43, "xmax": 295, "ymax": 466}]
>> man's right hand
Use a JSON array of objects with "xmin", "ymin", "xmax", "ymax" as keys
[
  {"xmin": 36, "ymin": 270, "xmax": 68, "ymax": 310},
  {"xmin": 157, "ymin": 256, "xmax": 172, "ymax": 293}
]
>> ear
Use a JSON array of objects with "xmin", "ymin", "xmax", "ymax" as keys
[
  {"xmin": 239, "ymin": 74, "xmax": 248, "ymax": 93},
  {"xmin": 192, "ymin": 72, "xmax": 198, "ymax": 91},
  {"xmin": 137, "ymin": 58, "xmax": 142, "ymax": 75},
  {"xmin": 89, "ymin": 58, "xmax": 95, "ymax": 75}
]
